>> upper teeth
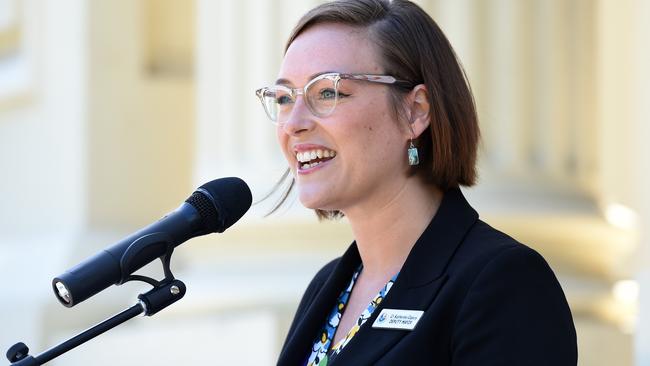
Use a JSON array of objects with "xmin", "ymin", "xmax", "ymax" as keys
[{"xmin": 296, "ymin": 149, "xmax": 336, "ymax": 163}]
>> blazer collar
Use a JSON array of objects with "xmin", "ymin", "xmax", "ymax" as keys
[
  {"xmin": 277, "ymin": 188, "xmax": 478, "ymax": 366},
  {"xmin": 398, "ymin": 187, "xmax": 478, "ymax": 288},
  {"xmin": 332, "ymin": 187, "xmax": 479, "ymax": 365},
  {"xmin": 277, "ymin": 244, "xmax": 361, "ymax": 366},
  {"xmin": 343, "ymin": 186, "xmax": 479, "ymax": 286}
]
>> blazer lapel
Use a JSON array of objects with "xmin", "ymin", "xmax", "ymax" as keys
[
  {"xmin": 331, "ymin": 188, "xmax": 479, "ymax": 365},
  {"xmin": 277, "ymin": 244, "xmax": 362, "ymax": 366}
]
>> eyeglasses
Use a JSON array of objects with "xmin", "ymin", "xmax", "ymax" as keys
[{"xmin": 255, "ymin": 72, "xmax": 413, "ymax": 124}]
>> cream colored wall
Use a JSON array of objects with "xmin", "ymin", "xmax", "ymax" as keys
[
  {"xmin": 1, "ymin": 0, "xmax": 649, "ymax": 365},
  {"xmin": 610, "ymin": 0, "xmax": 650, "ymax": 363},
  {"xmin": 0, "ymin": 0, "xmax": 86, "ymax": 236},
  {"xmin": 0, "ymin": 0, "xmax": 88, "ymax": 358},
  {"xmin": 87, "ymin": 0, "xmax": 194, "ymax": 229}
]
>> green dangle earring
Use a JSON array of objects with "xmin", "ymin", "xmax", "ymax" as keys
[{"xmin": 408, "ymin": 139, "xmax": 419, "ymax": 166}]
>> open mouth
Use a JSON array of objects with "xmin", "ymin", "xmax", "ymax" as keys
[{"xmin": 296, "ymin": 148, "xmax": 337, "ymax": 170}]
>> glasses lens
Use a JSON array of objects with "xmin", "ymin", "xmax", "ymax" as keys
[
  {"xmin": 259, "ymin": 88, "xmax": 292, "ymax": 123},
  {"xmin": 260, "ymin": 90, "xmax": 279, "ymax": 122},
  {"xmin": 305, "ymin": 77, "xmax": 338, "ymax": 118},
  {"xmin": 258, "ymin": 75, "xmax": 340, "ymax": 124}
]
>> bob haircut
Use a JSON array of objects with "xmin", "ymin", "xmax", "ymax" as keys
[{"xmin": 267, "ymin": 0, "xmax": 480, "ymax": 220}]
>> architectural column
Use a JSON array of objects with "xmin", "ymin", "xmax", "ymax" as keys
[
  {"xmin": 0, "ymin": 0, "xmax": 88, "ymax": 352},
  {"xmin": 427, "ymin": 0, "xmax": 481, "ymax": 139},
  {"xmin": 567, "ymin": 0, "xmax": 598, "ymax": 195},
  {"xmin": 594, "ymin": 0, "xmax": 650, "ymax": 361},
  {"xmin": 195, "ymin": 0, "xmax": 241, "ymax": 184},
  {"xmin": 86, "ymin": 0, "xmax": 194, "ymax": 229},
  {"xmin": 194, "ymin": 0, "xmax": 321, "ymax": 215},
  {"xmin": 481, "ymin": 0, "xmax": 525, "ymax": 176},
  {"xmin": 427, "ymin": 0, "xmax": 476, "ymax": 71},
  {"xmin": 633, "ymin": 0, "xmax": 650, "ymax": 362},
  {"xmin": 530, "ymin": 0, "xmax": 572, "ymax": 183},
  {"xmin": 596, "ymin": 0, "xmax": 637, "ymax": 209}
]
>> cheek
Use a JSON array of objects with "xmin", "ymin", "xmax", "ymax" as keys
[
  {"xmin": 341, "ymin": 127, "xmax": 392, "ymax": 178},
  {"xmin": 360, "ymin": 121, "xmax": 406, "ymax": 168},
  {"xmin": 356, "ymin": 100, "xmax": 403, "ymax": 151}
]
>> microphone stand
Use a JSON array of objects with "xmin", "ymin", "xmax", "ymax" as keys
[{"xmin": 6, "ymin": 248, "xmax": 186, "ymax": 365}]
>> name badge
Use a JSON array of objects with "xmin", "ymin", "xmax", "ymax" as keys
[{"xmin": 372, "ymin": 309, "xmax": 424, "ymax": 331}]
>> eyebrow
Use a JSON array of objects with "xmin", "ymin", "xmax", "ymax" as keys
[{"xmin": 275, "ymin": 70, "xmax": 338, "ymax": 86}]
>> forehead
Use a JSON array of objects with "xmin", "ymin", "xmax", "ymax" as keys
[{"xmin": 278, "ymin": 23, "xmax": 383, "ymax": 85}]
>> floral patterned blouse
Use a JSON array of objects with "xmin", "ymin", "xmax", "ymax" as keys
[{"xmin": 305, "ymin": 266, "xmax": 399, "ymax": 366}]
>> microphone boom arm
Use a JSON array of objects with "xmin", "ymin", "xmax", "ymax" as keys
[{"xmin": 7, "ymin": 237, "xmax": 186, "ymax": 365}]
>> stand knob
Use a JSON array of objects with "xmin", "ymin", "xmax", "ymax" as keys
[{"xmin": 7, "ymin": 342, "xmax": 29, "ymax": 362}]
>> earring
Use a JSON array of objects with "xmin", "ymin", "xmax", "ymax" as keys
[{"xmin": 407, "ymin": 139, "xmax": 419, "ymax": 166}]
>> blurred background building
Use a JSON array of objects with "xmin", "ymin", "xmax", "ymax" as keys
[{"xmin": 0, "ymin": 0, "xmax": 648, "ymax": 364}]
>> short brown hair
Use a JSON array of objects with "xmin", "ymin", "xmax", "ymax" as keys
[{"xmin": 268, "ymin": 0, "xmax": 480, "ymax": 220}]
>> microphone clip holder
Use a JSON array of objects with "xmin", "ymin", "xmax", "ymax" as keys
[
  {"xmin": 6, "ymin": 241, "xmax": 186, "ymax": 365},
  {"xmin": 122, "ymin": 236, "xmax": 187, "ymax": 316}
]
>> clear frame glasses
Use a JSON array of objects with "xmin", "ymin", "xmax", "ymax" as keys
[{"xmin": 255, "ymin": 72, "xmax": 413, "ymax": 124}]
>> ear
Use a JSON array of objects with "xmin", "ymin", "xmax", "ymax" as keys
[{"xmin": 404, "ymin": 84, "xmax": 430, "ymax": 139}]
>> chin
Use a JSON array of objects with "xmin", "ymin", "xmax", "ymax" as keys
[
  {"xmin": 297, "ymin": 188, "xmax": 334, "ymax": 211},
  {"xmin": 298, "ymin": 194, "xmax": 324, "ymax": 210}
]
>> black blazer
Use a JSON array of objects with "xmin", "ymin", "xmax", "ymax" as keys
[{"xmin": 277, "ymin": 188, "xmax": 577, "ymax": 365}]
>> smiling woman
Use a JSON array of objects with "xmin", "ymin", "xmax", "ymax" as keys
[{"xmin": 256, "ymin": 0, "xmax": 578, "ymax": 365}]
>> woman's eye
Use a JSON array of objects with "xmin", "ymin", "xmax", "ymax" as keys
[
  {"xmin": 318, "ymin": 88, "xmax": 337, "ymax": 100},
  {"xmin": 276, "ymin": 95, "xmax": 293, "ymax": 105}
]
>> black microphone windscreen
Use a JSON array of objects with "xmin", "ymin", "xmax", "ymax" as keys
[{"xmin": 194, "ymin": 177, "xmax": 252, "ymax": 233}]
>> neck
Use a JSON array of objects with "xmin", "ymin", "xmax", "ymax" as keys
[{"xmin": 342, "ymin": 176, "xmax": 443, "ymax": 280}]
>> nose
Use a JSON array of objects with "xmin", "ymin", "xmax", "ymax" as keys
[{"xmin": 280, "ymin": 96, "xmax": 315, "ymax": 135}]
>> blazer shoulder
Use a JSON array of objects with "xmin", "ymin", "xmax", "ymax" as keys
[
  {"xmin": 450, "ymin": 245, "xmax": 577, "ymax": 364},
  {"xmin": 448, "ymin": 221, "xmax": 578, "ymax": 364},
  {"xmin": 467, "ymin": 219, "xmax": 523, "ymax": 250},
  {"xmin": 452, "ymin": 219, "xmax": 570, "ymax": 306},
  {"xmin": 447, "ymin": 219, "xmax": 571, "ymax": 314},
  {"xmin": 451, "ymin": 219, "xmax": 539, "ymax": 272}
]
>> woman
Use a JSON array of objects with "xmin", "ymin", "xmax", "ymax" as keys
[{"xmin": 255, "ymin": 0, "xmax": 577, "ymax": 365}]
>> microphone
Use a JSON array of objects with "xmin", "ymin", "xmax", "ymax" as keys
[{"xmin": 52, "ymin": 177, "xmax": 252, "ymax": 307}]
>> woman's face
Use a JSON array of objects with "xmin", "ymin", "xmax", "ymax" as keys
[{"xmin": 276, "ymin": 23, "xmax": 411, "ymax": 214}]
